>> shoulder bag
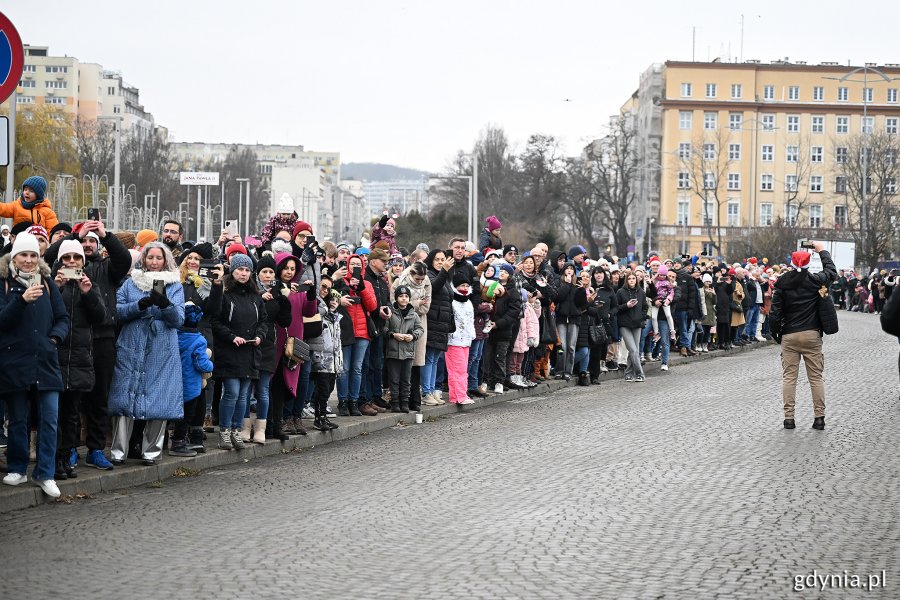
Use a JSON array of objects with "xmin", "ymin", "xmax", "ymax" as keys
[{"xmin": 284, "ymin": 336, "xmax": 311, "ymax": 370}]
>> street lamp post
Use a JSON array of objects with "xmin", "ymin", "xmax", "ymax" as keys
[
  {"xmin": 97, "ymin": 116, "xmax": 122, "ymax": 230},
  {"xmin": 236, "ymin": 178, "xmax": 249, "ymax": 237}
]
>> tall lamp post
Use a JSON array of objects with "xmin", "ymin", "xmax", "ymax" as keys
[
  {"xmin": 824, "ymin": 65, "xmax": 900, "ymax": 263},
  {"xmin": 97, "ymin": 116, "xmax": 122, "ymax": 230},
  {"xmin": 236, "ymin": 177, "xmax": 249, "ymax": 237}
]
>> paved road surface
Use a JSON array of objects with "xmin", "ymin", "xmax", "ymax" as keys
[{"xmin": 2, "ymin": 311, "xmax": 897, "ymax": 599}]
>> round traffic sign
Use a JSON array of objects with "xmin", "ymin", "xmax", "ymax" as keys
[{"xmin": 0, "ymin": 12, "xmax": 24, "ymax": 104}]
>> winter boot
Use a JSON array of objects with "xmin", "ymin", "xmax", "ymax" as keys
[
  {"xmin": 348, "ymin": 401, "xmax": 363, "ymax": 416},
  {"xmin": 169, "ymin": 437, "xmax": 198, "ymax": 457},
  {"xmin": 399, "ymin": 401, "xmax": 410, "ymax": 414},
  {"xmin": 338, "ymin": 401, "xmax": 350, "ymax": 417},
  {"xmin": 218, "ymin": 428, "xmax": 233, "ymax": 450},
  {"xmin": 239, "ymin": 418, "xmax": 253, "ymax": 443},
  {"xmin": 188, "ymin": 427, "xmax": 206, "ymax": 453},
  {"xmin": 272, "ymin": 420, "xmax": 290, "ymax": 442},
  {"xmin": 251, "ymin": 419, "xmax": 267, "ymax": 444},
  {"xmin": 390, "ymin": 401, "xmax": 403, "ymax": 413}
]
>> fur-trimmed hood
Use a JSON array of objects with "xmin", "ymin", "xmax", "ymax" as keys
[
  {"xmin": 0, "ymin": 253, "xmax": 51, "ymax": 280},
  {"xmin": 129, "ymin": 268, "xmax": 181, "ymax": 292}
]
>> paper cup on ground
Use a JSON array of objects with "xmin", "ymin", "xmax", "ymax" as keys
[{"xmin": 415, "ymin": 413, "xmax": 424, "ymax": 424}]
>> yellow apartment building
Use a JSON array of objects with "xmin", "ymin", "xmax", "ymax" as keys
[{"xmin": 635, "ymin": 60, "xmax": 900, "ymax": 260}]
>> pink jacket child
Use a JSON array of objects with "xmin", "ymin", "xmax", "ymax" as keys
[
  {"xmin": 370, "ymin": 214, "xmax": 400, "ymax": 255},
  {"xmin": 513, "ymin": 292, "xmax": 541, "ymax": 353},
  {"xmin": 653, "ymin": 266, "xmax": 676, "ymax": 305}
]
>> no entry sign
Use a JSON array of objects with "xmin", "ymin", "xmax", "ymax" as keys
[{"xmin": 0, "ymin": 12, "xmax": 24, "ymax": 104}]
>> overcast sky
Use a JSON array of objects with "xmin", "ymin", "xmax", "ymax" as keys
[{"xmin": 4, "ymin": 0, "xmax": 900, "ymax": 172}]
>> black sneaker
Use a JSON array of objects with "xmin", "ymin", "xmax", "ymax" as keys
[
  {"xmin": 783, "ymin": 419, "xmax": 796, "ymax": 429},
  {"xmin": 169, "ymin": 439, "xmax": 198, "ymax": 457},
  {"xmin": 812, "ymin": 417, "xmax": 825, "ymax": 430}
]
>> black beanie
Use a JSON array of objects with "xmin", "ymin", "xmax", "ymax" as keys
[
  {"xmin": 10, "ymin": 221, "xmax": 33, "ymax": 236},
  {"xmin": 395, "ymin": 285, "xmax": 411, "ymax": 298},
  {"xmin": 50, "ymin": 222, "xmax": 72, "ymax": 238},
  {"xmin": 503, "ymin": 244, "xmax": 518, "ymax": 256},
  {"xmin": 255, "ymin": 255, "xmax": 276, "ymax": 274},
  {"xmin": 176, "ymin": 241, "xmax": 215, "ymax": 266},
  {"xmin": 452, "ymin": 271, "xmax": 471, "ymax": 288}
]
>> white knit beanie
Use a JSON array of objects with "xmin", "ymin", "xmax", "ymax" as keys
[{"xmin": 11, "ymin": 232, "xmax": 40, "ymax": 258}]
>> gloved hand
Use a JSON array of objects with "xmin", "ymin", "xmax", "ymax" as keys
[
  {"xmin": 378, "ymin": 214, "xmax": 389, "ymax": 229},
  {"xmin": 301, "ymin": 246, "xmax": 316, "ymax": 265},
  {"xmin": 150, "ymin": 290, "xmax": 171, "ymax": 308},
  {"xmin": 527, "ymin": 337, "xmax": 537, "ymax": 348},
  {"xmin": 138, "ymin": 296, "xmax": 153, "ymax": 311}
]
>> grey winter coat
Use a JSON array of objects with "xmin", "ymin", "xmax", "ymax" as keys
[
  {"xmin": 308, "ymin": 303, "xmax": 344, "ymax": 374},
  {"xmin": 385, "ymin": 305, "xmax": 424, "ymax": 361}
]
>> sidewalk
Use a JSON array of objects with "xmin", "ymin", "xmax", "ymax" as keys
[{"xmin": 0, "ymin": 340, "xmax": 773, "ymax": 514}]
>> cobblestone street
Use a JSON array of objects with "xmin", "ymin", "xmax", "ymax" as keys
[{"xmin": 2, "ymin": 311, "xmax": 897, "ymax": 599}]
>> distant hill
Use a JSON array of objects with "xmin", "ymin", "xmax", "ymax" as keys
[{"xmin": 342, "ymin": 162, "xmax": 430, "ymax": 182}]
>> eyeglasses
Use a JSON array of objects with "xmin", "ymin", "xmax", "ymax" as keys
[
  {"xmin": 60, "ymin": 254, "xmax": 81, "ymax": 261},
  {"xmin": 162, "ymin": 229, "xmax": 180, "ymax": 235}
]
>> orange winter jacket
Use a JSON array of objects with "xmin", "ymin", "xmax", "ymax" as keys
[{"xmin": 0, "ymin": 197, "xmax": 59, "ymax": 231}]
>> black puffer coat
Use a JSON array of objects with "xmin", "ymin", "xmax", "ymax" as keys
[
  {"xmin": 211, "ymin": 277, "xmax": 268, "ymax": 379},
  {"xmin": 54, "ymin": 272, "xmax": 107, "ymax": 391},
  {"xmin": 258, "ymin": 285, "xmax": 292, "ymax": 373},
  {"xmin": 555, "ymin": 280, "xmax": 588, "ymax": 324},
  {"xmin": 426, "ymin": 266, "xmax": 452, "ymax": 350},
  {"xmin": 615, "ymin": 285, "xmax": 646, "ymax": 329},
  {"xmin": 489, "ymin": 280, "xmax": 523, "ymax": 342},
  {"xmin": 770, "ymin": 250, "xmax": 837, "ymax": 337},
  {"xmin": 713, "ymin": 278, "xmax": 735, "ymax": 323}
]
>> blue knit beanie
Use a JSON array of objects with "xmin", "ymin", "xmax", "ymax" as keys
[
  {"xmin": 229, "ymin": 253, "xmax": 254, "ymax": 273},
  {"xmin": 22, "ymin": 176, "xmax": 47, "ymax": 202},
  {"xmin": 499, "ymin": 263, "xmax": 515, "ymax": 277}
]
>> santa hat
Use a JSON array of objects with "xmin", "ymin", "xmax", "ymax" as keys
[{"xmin": 791, "ymin": 251, "xmax": 811, "ymax": 270}]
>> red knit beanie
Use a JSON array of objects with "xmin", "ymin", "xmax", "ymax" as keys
[{"xmin": 292, "ymin": 221, "xmax": 313, "ymax": 237}]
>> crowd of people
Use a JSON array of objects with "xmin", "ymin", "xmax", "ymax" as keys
[{"xmin": 0, "ymin": 176, "xmax": 895, "ymax": 499}]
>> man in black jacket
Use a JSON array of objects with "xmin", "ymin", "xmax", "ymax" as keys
[
  {"xmin": 361, "ymin": 248, "xmax": 392, "ymax": 413},
  {"xmin": 672, "ymin": 260, "xmax": 700, "ymax": 356},
  {"xmin": 881, "ymin": 273, "xmax": 900, "ymax": 381},
  {"xmin": 769, "ymin": 243, "xmax": 837, "ymax": 430},
  {"xmin": 44, "ymin": 218, "xmax": 132, "ymax": 469}
]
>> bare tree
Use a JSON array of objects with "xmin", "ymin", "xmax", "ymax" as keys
[
  {"xmin": 75, "ymin": 118, "xmax": 116, "ymax": 180},
  {"xmin": 680, "ymin": 127, "xmax": 731, "ymax": 254},
  {"xmin": 834, "ymin": 132, "xmax": 900, "ymax": 268}
]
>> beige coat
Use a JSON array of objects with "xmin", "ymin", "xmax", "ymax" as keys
[
  {"xmin": 730, "ymin": 281, "xmax": 746, "ymax": 327},
  {"xmin": 391, "ymin": 267, "xmax": 432, "ymax": 366}
]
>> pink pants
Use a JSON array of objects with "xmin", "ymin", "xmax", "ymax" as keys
[{"xmin": 445, "ymin": 345, "xmax": 470, "ymax": 403}]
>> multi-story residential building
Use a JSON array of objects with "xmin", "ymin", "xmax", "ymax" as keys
[
  {"xmin": 361, "ymin": 179, "xmax": 430, "ymax": 216},
  {"xmin": 626, "ymin": 59, "xmax": 900, "ymax": 260},
  {"xmin": 101, "ymin": 71, "xmax": 155, "ymax": 135}
]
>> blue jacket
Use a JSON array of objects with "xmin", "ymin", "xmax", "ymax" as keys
[
  {"xmin": 178, "ymin": 328, "xmax": 214, "ymax": 402},
  {"xmin": 0, "ymin": 255, "xmax": 70, "ymax": 393},
  {"xmin": 108, "ymin": 270, "xmax": 185, "ymax": 419}
]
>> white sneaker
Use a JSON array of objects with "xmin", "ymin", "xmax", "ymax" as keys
[
  {"xmin": 600, "ymin": 365, "xmax": 609, "ymax": 373},
  {"xmin": 35, "ymin": 479, "xmax": 61, "ymax": 498},
  {"xmin": 755, "ymin": 335, "xmax": 766, "ymax": 342},
  {"xmin": 477, "ymin": 383, "xmax": 488, "ymax": 395},
  {"xmin": 433, "ymin": 391, "xmax": 446, "ymax": 406},
  {"xmin": 458, "ymin": 397, "xmax": 475, "ymax": 405},
  {"xmin": 2, "ymin": 472, "xmax": 27, "ymax": 486},
  {"xmin": 493, "ymin": 384, "xmax": 504, "ymax": 394},
  {"xmin": 325, "ymin": 406, "xmax": 337, "ymax": 418},
  {"xmin": 660, "ymin": 363, "xmax": 669, "ymax": 371},
  {"xmin": 421, "ymin": 393, "xmax": 440, "ymax": 406}
]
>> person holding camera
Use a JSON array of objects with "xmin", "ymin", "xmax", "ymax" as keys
[
  {"xmin": 616, "ymin": 272, "xmax": 646, "ymax": 382},
  {"xmin": 334, "ymin": 253, "xmax": 378, "ymax": 417},
  {"xmin": 51, "ymin": 240, "xmax": 107, "ymax": 480},
  {"xmin": 768, "ymin": 242, "xmax": 837, "ymax": 430},
  {"xmin": 108, "ymin": 242, "xmax": 185, "ymax": 465},
  {"xmin": 0, "ymin": 233, "xmax": 70, "ymax": 498}
]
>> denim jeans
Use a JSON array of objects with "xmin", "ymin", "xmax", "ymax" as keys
[
  {"xmin": 4, "ymin": 389, "xmax": 58, "ymax": 480},
  {"xmin": 574, "ymin": 346, "xmax": 590, "ymax": 373},
  {"xmin": 247, "ymin": 371, "xmax": 273, "ymax": 419},
  {"xmin": 221, "ymin": 378, "xmax": 252, "ymax": 430},
  {"xmin": 556, "ymin": 322, "xmax": 578, "ymax": 375},
  {"xmin": 744, "ymin": 304, "xmax": 761, "ymax": 339},
  {"xmin": 362, "ymin": 334, "xmax": 385, "ymax": 402},
  {"xmin": 435, "ymin": 352, "xmax": 447, "ymax": 387},
  {"xmin": 467, "ymin": 338, "xmax": 486, "ymax": 389},
  {"xmin": 675, "ymin": 310, "xmax": 691, "ymax": 348},
  {"xmin": 422, "ymin": 347, "xmax": 443, "ymax": 395},
  {"xmin": 656, "ymin": 316, "xmax": 671, "ymax": 365},
  {"xmin": 641, "ymin": 318, "xmax": 654, "ymax": 354},
  {"xmin": 337, "ymin": 338, "xmax": 369, "ymax": 402}
]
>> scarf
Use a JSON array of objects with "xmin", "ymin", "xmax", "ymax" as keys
[
  {"xmin": 20, "ymin": 196, "xmax": 40, "ymax": 210},
  {"xmin": 11, "ymin": 263, "xmax": 39, "ymax": 288},
  {"xmin": 131, "ymin": 269, "xmax": 181, "ymax": 292}
]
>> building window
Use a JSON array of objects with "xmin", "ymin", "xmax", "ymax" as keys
[
  {"xmin": 679, "ymin": 111, "xmax": 692, "ymax": 129},
  {"xmin": 811, "ymin": 146, "xmax": 823, "ymax": 163},
  {"xmin": 835, "ymin": 176, "xmax": 847, "ymax": 193},
  {"xmin": 107, "ymin": 86, "xmax": 116, "ymax": 95},
  {"xmin": 729, "ymin": 112, "xmax": 742, "ymax": 130},
  {"xmin": 677, "ymin": 199, "xmax": 690, "ymax": 225},
  {"xmin": 761, "ymin": 114, "xmax": 775, "ymax": 131},
  {"xmin": 701, "ymin": 242, "xmax": 715, "ymax": 255},
  {"xmin": 703, "ymin": 143, "xmax": 716, "ymax": 160},
  {"xmin": 728, "ymin": 143, "xmax": 741, "ymax": 160},
  {"xmin": 16, "ymin": 96, "xmax": 34, "ymax": 104},
  {"xmin": 45, "ymin": 80, "xmax": 67, "ymax": 89},
  {"xmin": 727, "ymin": 200, "xmax": 740, "ymax": 226},
  {"xmin": 811, "ymin": 116, "xmax": 824, "ymax": 133},
  {"xmin": 863, "ymin": 87, "xmax": 874, "ymax": 103},
  {"xmin": 681, "ymin": 82, "xmax": 692, "ymax": 97},
  {"xmin": 810, "ymin": 175, "xmax": 823, "ymax": 192},
  {"xmin": 836, "ymin": 116, "xmax": 849, "ymax": 134},
  {"xmin": 764, "ymin": 85, "xmax": 775, "ymax": 100},
  {"xmin": 46, "ymin": 97, "xmax": 65, "ymax": 105},
  {"xmin": 808, "ymin": 204, "xmax": 822, "ymax": 227},
  {"xmin": 113, "ymin": 105, "xmax": 121, "ymax": 114},
  {"xmin": 786, "ymin": 145, "xmax": 799, "ymax": 162},
  {"xmin": 678, "ymin": 142, "xmax": 691, "ymax": 159},
  {"xmin": 731, "ymin": 84, "xmax": 742, "ymax": 99},
  {"xmin": 703, "ymin": 172, "xmax": 715, "ymax": 189},
  {"xmin": 703, "ymin": 200, "xmax": 715, "ymax": 226},
  {"xmin": 677, "ymin": 172, "xmax": 690, "ymax": 189},
  {"xmin": 19, "ymin": 80, "xmax": 35, "ymax": 88},
  {"xmin": 862, "ymin": 116, "xmax": 875, "ymax": 134},
  {"xmin": 785, "ymin": 175, "xmax": 798, "ymax": 192},
  {"xmin": 887, "ymin": 177, "xmax": 898, "ymax": 195},
  {"xmin": 785, "ymin": 203, "xmax": 799, "ymax": 226},
  {"xmin": 761, "ymin": 174, "xmax": 774, "ymax": 191},
  {"xmin": 835, "ymin": 147, "xmax": 848, "ymax": 163},
  {"xmin": 838, "ymin": 87, "xmax": 848, "ymax": 101},
  {"xmin": 889, "ymin": 89, "xmax": 898, "ymax": 103},
  {"xmin": 704, "ymin": 112, "xmax": 717, "ymax": 130},
  {"xmin": 887, "ymin": 118, "xmax": 899, "ymax": 135},
  {"xmin": 727, "ymin": 173, "xmax": 741, "ymax": 190},
  {"xmin": 706, "ymin": 83, "xmax": 717, "ymax": 98},
  {"xmin": 787, "ymin": 115, "xmax": 800, "ymax": 132},
  {"xmin": 760, "ymin": 203, "xmax": 773, "ymax": 226},
  {"xmin": 761, "ymin": 145, "xmax": 774, "ymax": 162},
  {"xmin": 813, "ymin": 86, "xmax": 824, "ymax": 101},
  {"xmin": 885, "ymin": 149, "xmax": 897, "ymax": 165},
  {"xmin": 834, "ymin": 205, "xmax": 847, "ymax": 227},
  {"xmin": 23, "ymin": 64, "xmax": 36, "ymax": 73},
  {"xmin": 788, "ymin": 86, "xmax": 800, "ymax": 100},
  {"xmin": 44, "ymin": 65, "xmax": 68, "ymax": 73}
]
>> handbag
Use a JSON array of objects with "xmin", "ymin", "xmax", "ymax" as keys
[
  {"xmin": 729, "ymin": 301, "xmax": 743, "ymax": 313},
  {"xmin": 303, "ymin": 313, "xmax": 323, "ymax": 340},
  {"xmin": 588, "ymin": 324, "xmax": 608, "ymax": 346},
  {"xmin": 816, "ymin": 284, "xmax": 839, "ymax": 335},
  {"xmin": 283, "ymin": 336, "xmax": 311, "ymax": 370},
  {"xmin": 539, "ymin": 308, "xmax": 557, "ymax": 345}
]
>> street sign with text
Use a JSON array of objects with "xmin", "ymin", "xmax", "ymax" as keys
[
  {"xmin": 179, "ymin": 171, "xmax": 219, "ymax": 186},
  {"xmin": 0, "ymin": 12, "xmax": 24, "ymax": 104}
]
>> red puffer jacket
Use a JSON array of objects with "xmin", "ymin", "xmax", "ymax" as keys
[{"xmin": 342, "ymin": 254, "xmax": 378, "ymax": 340}]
